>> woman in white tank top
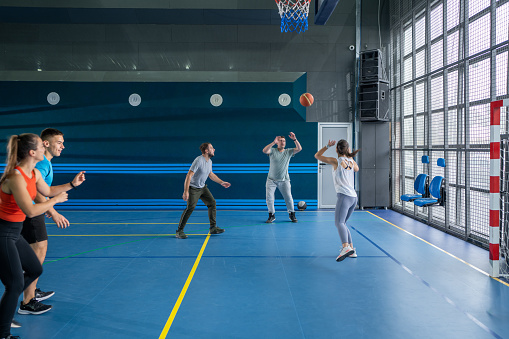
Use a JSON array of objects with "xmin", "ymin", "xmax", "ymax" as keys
[{"xmin": 315, "ymin": 139, "xmax": 359, "ymax": 262}]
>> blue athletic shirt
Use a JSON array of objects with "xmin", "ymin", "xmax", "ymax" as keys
[{"xmin": 36, "ymin": 155, "xmax": 53, "ymax": 186}]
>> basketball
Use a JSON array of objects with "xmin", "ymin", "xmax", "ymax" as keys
[
  {"xmin": 299, "ymin": 93, "xmax": 314, "ymax": 107},
  {"xmin": 298, "ymin": 201, "xmax": 307, "ymax": 211}
]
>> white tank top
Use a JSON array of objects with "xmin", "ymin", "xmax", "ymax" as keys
[{"xmin": 333, "ymin": 156, "xmax": 357, "ymax": 197}]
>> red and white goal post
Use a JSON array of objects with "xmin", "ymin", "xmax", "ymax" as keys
[{"xmin": 490, "ymin": 99, "xmax": 509, "ymax": 278}]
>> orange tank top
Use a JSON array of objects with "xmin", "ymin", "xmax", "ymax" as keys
[{"xmin": 0, "ymin": 166, "xmax": 37, "ymax": 222}]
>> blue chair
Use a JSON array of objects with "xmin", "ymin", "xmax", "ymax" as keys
[
  {"xmin": 401, "ymin": 155, "xmax": 430, "ymax": 202},
  {"xmin": 413, "ymin": 158, "xmax": 446, "ymax": 207}
]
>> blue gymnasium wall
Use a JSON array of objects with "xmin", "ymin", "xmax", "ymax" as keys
[{"xmin": 0, "ymin": 78, "xmax": 318, "ymax": 210}]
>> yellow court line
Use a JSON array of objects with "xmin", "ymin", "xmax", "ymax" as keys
[
  {"xmin": 159, "ymin": 233, "xmax": 211, "ymax": 339},
  {"xmin": 367, "ymin": 211, "xmax": 509, "ymax": 287}
]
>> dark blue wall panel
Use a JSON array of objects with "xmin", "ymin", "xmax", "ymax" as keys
[{"xmin": 0, "ymin": 80, "xmax": 317, "ymax": 209}]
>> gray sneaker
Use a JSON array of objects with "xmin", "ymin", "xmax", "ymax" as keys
[
  {"xmin": 176, "ymin": 229, "xmax": 187, "ymax": 239},
  {"xmin": 209, "ymin": 226, "xmax": 225, "ymax": 234}
]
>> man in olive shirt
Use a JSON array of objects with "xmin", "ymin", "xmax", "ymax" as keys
[
  {"xmin": 177, "ymin": 143, "xmax": 231, "ymax": 239},
  {"xmin": 262, "ymin": 132, "xmax": 302, "ymax": 223}
]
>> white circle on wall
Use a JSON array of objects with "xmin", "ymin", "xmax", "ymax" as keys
[
  {"xmin": 210, "ymin": 94, "xmax": 223, "ymax": 107},
  {"xmin": 47, "ymin": 92, "xmax": 60, "ymax": 105},
  {"xmin": 129, "ymin": 93, "xmax": 141, "ymax": 106},
  {"xmin": 278, "ymin": 93, "xmax": 291, "ymax": 106}
]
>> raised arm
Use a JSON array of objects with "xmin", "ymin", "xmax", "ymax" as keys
[
  {"xmin": 289, "ymin": 132, "xmax": 302, "ymax": 154},
  {"xmin": 350, "ymin": 158, "xmax": 359, "ymax": 172},
  {"xmin": 36, "ymin": 170, "xmax": 86, "ymax": 197},
  {"xmin": 8, "ymin": 173, "xmax": 67, "ymax": 218},
  {"xmin": 263, "ymin": 136, "xmax": 279, "ymax": 154},
  {"xmin": 314, "ymin": 140, "xmax": 338, "ymax": 170},
  {"xmin": 209, "ymin": 172, "xmax": 231, "ymax": 188}
]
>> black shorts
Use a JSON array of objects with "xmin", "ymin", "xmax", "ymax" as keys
[{"xmin": 21, "ymin": 214, "xmax": 47, "ymax": 244}]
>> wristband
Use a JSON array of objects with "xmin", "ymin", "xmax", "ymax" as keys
[
  {"xmin": 70, "ymin": 181, "xmax": 77, "ymax": 189},
  {"xmin": 325, "ymin": 144, "xmax": 330, "ymax": 149}
]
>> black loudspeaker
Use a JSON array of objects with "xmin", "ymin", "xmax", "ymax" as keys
[
  {"xmin": 359, "ymin": 81, "xmax": 390, "ymax": 122},
  {"xmin": 360, "ymin": 49, "xmax": 386, "ymax": 83}
]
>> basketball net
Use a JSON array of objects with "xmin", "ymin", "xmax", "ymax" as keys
[{"xmin": 275, "ymin": 0, "xmax": 311, "ymax": 34}]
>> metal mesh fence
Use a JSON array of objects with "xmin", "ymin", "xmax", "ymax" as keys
[
  {"xmin": 469, "ymin": 13, "xmax": 491, "ymax": 57},
  {"xmin": 393, "ymin": 150, "xmax": 401, "ymax": 208},
  {"xmin": 389, "ymin": 0, "xmax": 509, "ymax": 247}
]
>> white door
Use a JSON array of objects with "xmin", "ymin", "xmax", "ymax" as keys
[{"xmin": 318, "ymin": 123, "xmax": 352, "ymax": 208}]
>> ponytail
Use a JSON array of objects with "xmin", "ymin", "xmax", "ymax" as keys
[
  {"xmin": 0, "ymin": 133, "xmax": 39, "ymax": 184},
  {"xmin": 336, "ymin": 139, "xmax": 360, "ymax": 158}
]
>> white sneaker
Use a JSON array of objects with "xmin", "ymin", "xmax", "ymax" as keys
[
  {"xmin": 349, "ymin": 248, "xmax": 357, "ymax": 258},
  {"xmin": 336, "ymin": 246, "xmax": 354, "ymax": 262}
]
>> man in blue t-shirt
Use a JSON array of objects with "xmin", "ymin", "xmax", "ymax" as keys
[
  {"xmin": 176, "ymin": 143, "xmax": 231, "ymax": 239},
  {"xmin": 19, "ymin": 128, "xmax": 86, "ymax": 315},
  {"xmin": 262, "ymin": 132, "xmax": 302, "ymax": 223}
]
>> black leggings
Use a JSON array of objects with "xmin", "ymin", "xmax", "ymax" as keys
[{"xmin": 0, "ymin": 218, "xmax": 42, "ymax": 337}]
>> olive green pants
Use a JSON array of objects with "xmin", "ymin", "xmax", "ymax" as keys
[{"xmin": 178, "ymin": 185, "xmax": 216, "ymax": 230}]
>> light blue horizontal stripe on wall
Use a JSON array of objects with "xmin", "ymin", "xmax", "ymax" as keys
[
  {"xmin": 51, "ymin": 163, "xmax": 317, "ymax": 174},
  {"xmin": 55, "ymin": 199, "xmax": 317, "ymax": 210}
]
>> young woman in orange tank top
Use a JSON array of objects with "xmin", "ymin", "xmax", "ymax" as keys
[{"xmin": 0, "ymin": 133, "xmax": 83, "ymax": 339}]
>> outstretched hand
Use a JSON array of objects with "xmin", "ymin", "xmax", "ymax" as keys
[
  {"xmin": 328, "ymin": 140, "xmax": 336, "ymax": 147},
  {"xmin": 54, "ymin": 192, "xmax": 68, "ymax": 204},
  {"xmin": 221, "ymin": 182, "xmax": 231, "ymax": 188},
  {"xmin": 289, "ymin": 132, "xmax": 297, "ymax": 141},
  {"xmin": 273, "ymin": 136, "xmax": 280, "ymax": 144},
  {"xmin": 72, "ymin": 171, "xmax": 86, "ymax": 187},
  {"xmin": 49, "ymin": 211, "xmax": 70, "ymax": 229}
]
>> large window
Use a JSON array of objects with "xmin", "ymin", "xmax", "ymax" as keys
[{"xmin": 390, "ymin": 0, "xmax": 509, "ymax": 245}]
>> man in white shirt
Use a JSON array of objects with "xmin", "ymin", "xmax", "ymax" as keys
[{"xmin": 262, "ymin": 132, "xmax": 302, "ymax": 223}]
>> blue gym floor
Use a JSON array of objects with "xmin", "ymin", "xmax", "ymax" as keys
[{"xmin": 3, "ymin": 209, "xmax": 509, "ymax": 339}]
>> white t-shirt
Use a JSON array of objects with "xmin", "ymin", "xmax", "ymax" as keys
[
  {"xmin": 267, "ymin": 148, "xmax": 295, "ymax": 181},
  {"xmin": 332, "ymin": 156, "xmax": 357, "ymax": 197}
]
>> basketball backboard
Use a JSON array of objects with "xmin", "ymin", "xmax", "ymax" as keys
[{"xmin": 314, "ymin": 0, "xmax": 340, "ymax": 25}]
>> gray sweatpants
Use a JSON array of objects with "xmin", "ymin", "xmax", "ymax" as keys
[
  {"xmin": 335, "ymin": 193, "xmax": 357, "ymax": 244},
  {"xmin": 266, "ymin": 178, "xmax": 294, "ymax": 214}
]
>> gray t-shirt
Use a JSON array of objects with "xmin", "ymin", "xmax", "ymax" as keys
[
  {"xmin": 189, "ymin": 155, "xmax": 212, "ymax": 188},
  {"xmin": 267, "ymin": 148, "xmax": 295, "ymax": 181}
]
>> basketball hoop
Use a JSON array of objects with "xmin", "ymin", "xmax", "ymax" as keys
[{"xmin": 275, "ymin": 0, "xmax": 311, "ymax": 34}]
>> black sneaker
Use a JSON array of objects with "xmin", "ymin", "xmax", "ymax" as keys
[
  {"xmin": 17, "ymin": 298, "xmax": 52, "ymax": 315},
  {"xmin": 289, "ymin": 212, "xmax": 298, "ymax": 223},
  {"xmin": 266, "ymin": 213, "xmax": 276, "ymax": 223},
  {"xmin": 209, "ymin": 227, "xmax": 225, "ymax": 234},
  {"xmin": 3, "ymin": 335, "xmax": 21, "ymax": 339},
  {"xmin": 35, "ymin": 288, "xmax": 54, "ymax": 301},
  {"xmin": 176, "ymin": 229, "xmax": 187, "ymax": 239},
  {"xmin": 11, "ymin": 319, "xmax": 21, "ymax": 328}
]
